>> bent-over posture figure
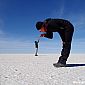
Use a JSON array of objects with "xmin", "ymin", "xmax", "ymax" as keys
[{"xmin": 36, "ymin": 18, "xmax": 74, "ymax": 67}]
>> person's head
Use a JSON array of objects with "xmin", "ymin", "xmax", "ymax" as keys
[{"xmin": 36, "ymin": 21, "xmax": 47, "ymax": 32}]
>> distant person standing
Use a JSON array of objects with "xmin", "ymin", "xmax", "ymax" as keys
[{"xmin": 36, "ymin": 18, "xmax": 74, "ymax": 67}]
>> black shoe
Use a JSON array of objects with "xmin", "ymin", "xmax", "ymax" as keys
[{"xmin": 53, "ymin": 63, "xmax": 66, "ymax": 67}]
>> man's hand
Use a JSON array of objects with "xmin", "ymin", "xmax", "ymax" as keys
[{"xmin": 40, "ymin": 34, "xmax": 46, "ymax": 37}]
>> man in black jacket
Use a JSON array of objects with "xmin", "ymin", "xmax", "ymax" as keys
[{"xmin": 36, "ymin": 18, "xmax": 74, "ymax": 67}]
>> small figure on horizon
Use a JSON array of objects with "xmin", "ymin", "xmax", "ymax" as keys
[{"xmin": 36, "ymin": 18, "xmax": 74, "ymax": 67}]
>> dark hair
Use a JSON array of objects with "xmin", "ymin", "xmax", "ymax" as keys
[{"xmin": 36, "ymin": 21, "xmax": 43, "ymax": 30}]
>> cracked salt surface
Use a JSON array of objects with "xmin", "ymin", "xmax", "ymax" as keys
[{"xmin": 0, "ymin": 54, "xmax": 85, "ymax": 85}]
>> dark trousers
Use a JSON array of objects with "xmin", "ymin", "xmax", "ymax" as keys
[{"xmin": 58, "ymin": 24, "xmax": 74, "ymax": 64}]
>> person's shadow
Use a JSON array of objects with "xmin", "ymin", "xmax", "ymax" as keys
[{"xmin": 66, "ymin": 64, "xmax": 85, "ymax": 67}]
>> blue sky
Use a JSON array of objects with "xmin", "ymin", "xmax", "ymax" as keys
[{"xmin": 0, "ymin": 0, "xmax": 85, "ymax": 54}]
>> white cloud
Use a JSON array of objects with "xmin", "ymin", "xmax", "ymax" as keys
[
  {"xmin": 0, "ymin": 36, "xmax": 61, "ymax": 54},
  {"xmin": 0, "ymin": 38, "xmax": 33, "ymax": 48},
  {"xmin": 0, "ymin": 19, "xmax": 5, "ymax": 36},
  {"xmin": 0, "ymin": 17, "xmax": 34, "ymax": 53},
  {"xmin": 0, "ymin": 37, "xmax": 34, "ymax": 53},
  {"xmin": 71, "ymin": 38, "xmax": 85, "ymax": 53},
  {"xmin": 0, "ymin": 36, "xmax": 85, "ymax": 54}
]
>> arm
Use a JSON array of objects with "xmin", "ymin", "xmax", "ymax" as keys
[
  {"xmin": 45, "ymin": 32, "xmax": 53, "ymax": 39},
  {"xmin": 40, "ymin": 32, "xmax": 53, "ymax": 39}
]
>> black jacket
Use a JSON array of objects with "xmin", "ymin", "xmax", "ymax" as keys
[{"xmin": 43, "ymin": 18, "xmax": 74, "ymax": 39}]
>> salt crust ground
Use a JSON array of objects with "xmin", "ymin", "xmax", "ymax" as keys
[{"xmin": 0, "ymin": 54, "xmax": 85, "ymax": 85}]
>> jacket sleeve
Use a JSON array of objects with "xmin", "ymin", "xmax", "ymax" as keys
[{"xmin": 44, "ymin": 32, "xmax": 53, "ymax": 39}]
